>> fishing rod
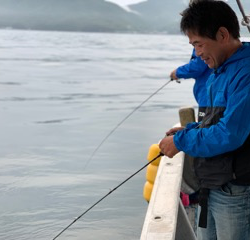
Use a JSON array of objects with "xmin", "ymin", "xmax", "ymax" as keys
[
  {"xmin": 52, "ymin": 152, "xmax": 164, "ymax": 240},
  {"xmin": 52, "ymin": 78, "xmax": 179, "ymax": 239},
  {"xmin": 83, "ymin": 78, "xmax": 180, "ymax": 170}
]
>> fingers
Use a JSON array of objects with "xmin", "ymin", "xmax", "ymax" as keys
[{"xmin": 165, "ymin": 127, "xmax": 184, "ymax": 136}]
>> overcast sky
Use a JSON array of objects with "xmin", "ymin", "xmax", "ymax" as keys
[
  {"xmin": 107, "ymin": 0, "xmax": 229, "ymax": 5},
  {"xmin": 106, "ymin": 0, "xmax": 146, "ymax": 6}
]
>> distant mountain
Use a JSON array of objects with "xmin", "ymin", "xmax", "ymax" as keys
[
  {"xmin": 129, "ymin": 0, "xmax": 187, "ymax": 33},
  {"xmin": 0, "ymin": 0, "xmax": 249, "ymax": 34},
  {"xmin": 129, "ymin": 0, "xmax": 250, "ymax": 34},
  {"xmin": 0, "ymin": 0, "xmax": 146, "ymax": 32}
]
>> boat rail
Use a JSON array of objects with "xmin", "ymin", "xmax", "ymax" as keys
[{"xmin": 140, "ymin": 107, "xmax": 197, "ymax": 240}]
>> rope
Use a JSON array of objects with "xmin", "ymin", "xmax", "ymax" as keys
[{"xmin": 236, "ymin": 0, "xmax": 250, "ymax": 32}]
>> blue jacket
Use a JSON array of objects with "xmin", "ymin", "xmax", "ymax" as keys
[
  {"xmin": 176, "ymin": 49, "xmax": 212, "ymax": 107},
  {"xmin": 174, "ymin": 42, "xmax": 250, "ymax": 188},
  {"xmin": 174, "ymin": 42, "xmax": 250, "ymax": 158}
]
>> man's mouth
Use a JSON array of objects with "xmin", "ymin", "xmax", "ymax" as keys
[{"xmin": 203, "ymin": 58, "xmax": 209, "ymax": 64}]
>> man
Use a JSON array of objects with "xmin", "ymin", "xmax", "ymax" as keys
[
  {"xmin": 159, "ymin": 1, "xmax": 250, "ymax": 240},
  {"xmin": 171, "ymin": 49, "xmax": 212, "ymax": 234},
  {"xmin": 170, "ymin": 48, "xmax": 212, "ymax": 121}
]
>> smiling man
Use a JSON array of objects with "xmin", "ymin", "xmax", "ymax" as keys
[{"xmin": 159, "ymin": 1, "xmax": 250, "ymax": 240}]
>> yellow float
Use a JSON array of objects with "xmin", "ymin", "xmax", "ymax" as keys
[{"xmin": 143, "ymin": 144, "xmax": 162, "ymax": 202}]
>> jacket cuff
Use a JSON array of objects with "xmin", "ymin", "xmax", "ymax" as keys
[{"xmin": 173, "ymin": 132, "xmax": 183, "ymax": 151}]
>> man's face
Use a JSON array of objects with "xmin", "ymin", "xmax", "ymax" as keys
[{"xmin": 187, "ymin": 31, "xmax": 225, "ymax": 69}]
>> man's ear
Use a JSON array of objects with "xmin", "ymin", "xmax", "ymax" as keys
[{"xmin": 216, "ymin": 27, "xmax": 230, "ymax": 43}]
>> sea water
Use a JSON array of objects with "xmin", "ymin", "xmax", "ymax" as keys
[{"xmin": 0, "ymin": 29, "xmax": 199, "ymax": 240}]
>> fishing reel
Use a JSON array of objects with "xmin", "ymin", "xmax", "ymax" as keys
[{"xmin": 171, "ymin": 78, "xmax": 181, "ymax": 84}]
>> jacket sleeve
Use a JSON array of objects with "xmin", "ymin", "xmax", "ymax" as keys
[
  {"xmin": 176, "ymin": 51, "xmax": 208, "ymax": 79},
  {"xmin": 174, "ymin": 71, "xmax": 250, "ymax": 157},
  {"xmin": 186, "ymin": 122, "xmax": 200, "ymax": 129}
]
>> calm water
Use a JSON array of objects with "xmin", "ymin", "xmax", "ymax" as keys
[{"xmin": 0, "ymin": 29, "xmax": 198, "ymax": 240}]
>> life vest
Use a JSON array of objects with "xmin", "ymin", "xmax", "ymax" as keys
[{"xmin": 194, "ymin": 106, "xmax": 250, "ymax": 189}]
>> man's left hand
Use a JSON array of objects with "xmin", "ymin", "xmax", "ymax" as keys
[{"xmin": 159, "ymin": 135, "xmax": 180, "ymax": 158}]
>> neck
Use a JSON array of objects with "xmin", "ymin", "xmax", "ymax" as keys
[{"xmin": 225, "ymin": 39, "xmax": 242, "ymax": 59}]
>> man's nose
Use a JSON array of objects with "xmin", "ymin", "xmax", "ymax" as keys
[{"xmin": 195, "ymin": 48, "xmax": 202, "ymax": 57}]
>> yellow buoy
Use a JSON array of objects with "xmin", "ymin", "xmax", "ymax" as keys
[
  {"xmin": 146, "ymin": 163, "xmax": 158, "ymax": 184},
  {"xmin": 147, "ymin": 144, "xmax": 162, "ymax": 166},
  {"xmin": 143, "ymin": 144, "xmax": 162, "ymax": 202},
  {"xmin": 143, "ymin": 181, "xmax": 153, "ymax": 202}
]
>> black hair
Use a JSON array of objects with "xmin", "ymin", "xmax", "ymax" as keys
[{"xmin": 180, "ymin": 0, "xmax": 240, "ymax": 39}]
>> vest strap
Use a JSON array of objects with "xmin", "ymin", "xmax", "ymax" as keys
[{"xmin": 198, "ymin": 188, "xmax": 210, "ymax": 228}]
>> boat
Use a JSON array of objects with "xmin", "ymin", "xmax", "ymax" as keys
[{"xmin": 140, "ymin": 1, "xmax": 250, "ymax": 239}]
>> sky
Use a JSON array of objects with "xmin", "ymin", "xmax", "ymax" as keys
[
  {"xmin": 107, "ymin": 0, "xmax": 229, "ymax": 6},
  {"xmin": 106, "ymin": 0, "xmax": 146, "ymax": 6}
]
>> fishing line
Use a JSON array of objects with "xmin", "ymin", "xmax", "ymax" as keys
[
  {"xmin": 53, "ymin": 79, "xmax": 179, "ymax": 239},
  {"xmin": 83, "ymin": 78, "xmax": 179, "ymax": 170},
  {"xmin": 52, "ymin": 152, "xmax": 164, "ymax": 240}
]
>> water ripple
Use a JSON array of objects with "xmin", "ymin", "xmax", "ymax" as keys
[{"xmin": 35, "ymin": 118, "xmax": 80, "ymax": 124}]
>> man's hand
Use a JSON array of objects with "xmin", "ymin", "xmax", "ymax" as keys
[
  {"xmin": 166, "ymin": 126, "xmax": 184, "ymax": 136},
  {"xmin": 170, "ymin": 69, "xmax": 178, "ymax": 80},
  {"xmin": 159, "ymin": 135, "xmax": 180, "ymax": 158}
]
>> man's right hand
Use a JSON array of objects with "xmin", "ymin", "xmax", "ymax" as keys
[{"xmin": 170, "ymin": 69, "xmax": 178, "ymax": 80}]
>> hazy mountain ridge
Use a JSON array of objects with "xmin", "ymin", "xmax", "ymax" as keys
[
  {"xmin": 129, "ymin": 0, "xmax": 187, "ymax": 32},
  {"xmin": 129, "ymin": 0, "xmax": 250, "ymax": 34},
  {"xmin": 0, "ymin": 0, "xmax": 249, "ymax": 34},
  {"xmin": 0, "ymin": 0, "xmax": 146, "ymax": 32},
  {"xmin": 0, "ymin": 0, "xmax": 186, "ymax": 33}
]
